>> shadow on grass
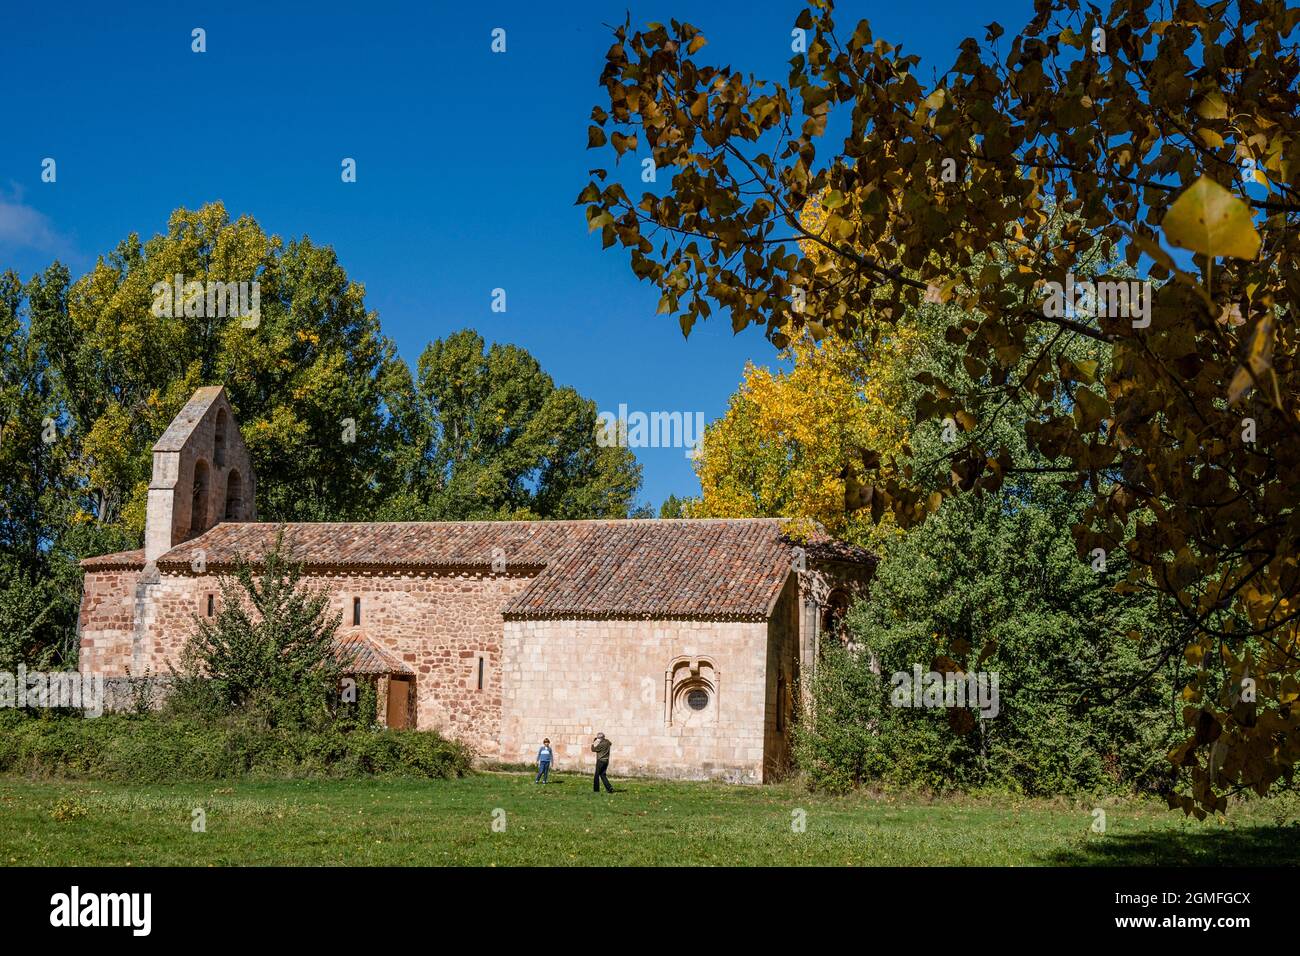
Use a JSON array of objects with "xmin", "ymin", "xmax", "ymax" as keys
[{"xmin": 1042, "ymin": 825, "xmax": 1300, "ymax": 866}]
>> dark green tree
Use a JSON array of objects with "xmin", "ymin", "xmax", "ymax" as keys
[
  {"xmin": 35, "ymin": 203, "xmax": 410, "ymax": 531},
  {"xmin": 173, "ymin": 529, "xmax": 345, "ymax": 728},
  {"xmin": 378, "ymin": 329, "xmax": 642, "ymax": 520},
  {"xmin": 0, "ymin": 269, "xmax": 87, "ymax": 668},
  {"xmin": 797, "ymin": 483, "xmax": 1182, "ymax": 796},
  {"xmin": 659, "ymin": 494, "xmax": 692, "ymax": 518}
]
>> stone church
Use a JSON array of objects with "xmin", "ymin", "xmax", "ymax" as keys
[{"xmin": 78, "ymin": 387, "xmax": 875, "ymax": 782}]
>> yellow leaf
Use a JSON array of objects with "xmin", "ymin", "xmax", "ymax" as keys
[
  {"xmin": 1217, "ymin": 303, "xmax": 1244, "ymax": 326},
  {"xmin": 1227, "ymin": 365, "xmax": 1254, "ymax": 405},
  {"xmin": 1073, "ymin": 386, "xmax": 1110, "ymax": 430},
  {"xmin": 1228, "ymin": 313, "xmax": 1275, "ymax": 404},
  {"xmin": 1194, "ymin": 90, "xmax": 1228, "ymax": 119},
  {"xmin": 1160, "ymin": 175, "xmax": 1261, "ymax": 260},
  {"xmin": 1074, "ymin": 359, "xmax": 1099, "ymax": 383},
  {"xmin": 1196, "ymin": 128, "xmax": 1225, "ymax": 149}
]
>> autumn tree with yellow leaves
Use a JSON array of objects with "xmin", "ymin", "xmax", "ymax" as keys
[
  {"xmin": 693, "ymin": 192, "xmax": 918, "ymax": 547},
  {"xmin": 694, "ymin": 330, "xmax": 913, "ymax": 548},
  {"xmin": 582, "ymin": 0, "xmax": 1300, "ymax": 814}
]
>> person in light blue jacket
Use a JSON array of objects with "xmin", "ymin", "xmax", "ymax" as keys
[{"xmin": 535, "ymin": 738, "xmax": 554, "ymax": 784}]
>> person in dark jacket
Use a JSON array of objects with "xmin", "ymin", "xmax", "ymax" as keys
[{"xmin": 591, "ymin": 733, "xmax": 614, "ymax": 793}]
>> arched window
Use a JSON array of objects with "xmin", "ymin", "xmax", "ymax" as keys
[
  {"xmin": 189, "ymin": 459, "xmax": 210, "ymax": 536},
  {"xmin": 776, "ymin": 674, "xmax": 787, "ymax": 732},
  {"xmin": 224, "ymin": 470, "xmax": 243, "ymax": 521},
  {"xmin": 821, "ymin": 589, "xmax": 851, "ymax": 645},
  {"xmin": 214, "ymin": 409, "xmax": 228, "ymax": 468},
  {"xmin": 666, "ymin": 656, "xmax": 719, "ymax": 727}
]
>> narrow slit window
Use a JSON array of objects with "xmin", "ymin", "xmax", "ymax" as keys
[
  {"xmin": 776, "ymin": 676, "xmax": 786, "ymax": 732},
  {"xmin": 206, "ymin": 593, "xmax": 215, "ymax": 618},
  {"xmin": 352, "ymin": 597, "xmax": 361, "ymax": 627},
  {"xmin": 477, "ymin": 657, "xmax": 484, "ymax": 691}
]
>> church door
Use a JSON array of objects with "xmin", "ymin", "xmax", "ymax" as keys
[{"xmin": 386, "ymin": 677, "xmax": 413, "ymax": 729}]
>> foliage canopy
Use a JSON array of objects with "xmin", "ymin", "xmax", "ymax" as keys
[{"xmin": 581, "ymin": 0, "xmax": 1300, "ymax": 813}]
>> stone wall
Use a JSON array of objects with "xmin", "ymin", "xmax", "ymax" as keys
[
  {"xmin": 78, "ymin": 567, "xmax": 146, "ymax": 677},
  {"xmin": 763, "ymin": 576, "xmax": 801, "ymax": 779},
  {"xmin": 498, "ymin": 616, "xmax": 776, "ymax": 783},
  {"xmin": 78, "ymin": 565, "xmax": 534, "ymax": 757},
  {"xmin": 309, "ymin": 570, "xmax": 532, "ymax": 753},
  {"xmin": 78, "ymin": 556, "xmax": 844, "ymax": 782}
]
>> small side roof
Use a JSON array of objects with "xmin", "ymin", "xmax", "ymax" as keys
[{"xmin": 334, "ymin": 634, "xmax": 414, "ymax": 676}]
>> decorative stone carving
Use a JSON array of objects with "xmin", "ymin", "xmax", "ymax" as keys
[{"xmin": 665, "ymin": 655, "xmax": 719, "ymax": 727}]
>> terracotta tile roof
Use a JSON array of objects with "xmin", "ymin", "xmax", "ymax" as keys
[
  {"xmin": 85, "ymin": 519, "xmax": 873, "ymax": 620},
  {"xmin": 800, "ymin": 536, "xmax": 880, "ymax": 566},
  {"xmin": 155, "ymin": 521, "xmax": 580, "ymax": 572},
  {"xmin": 334, "ymin": 634, "xmax": 413, "ymax": 675},
  {"xmin": 505, "ymin": 520, "xmax": 799, "ymax": 620},
  {"xmin": 80, "ymin": 549, "xmax": 147, "ymax": 570}
]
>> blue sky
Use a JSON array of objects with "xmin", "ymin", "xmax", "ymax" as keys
[{"xmin": 0, "ymin": 0, "xmax": 1038, "ymax": 509}]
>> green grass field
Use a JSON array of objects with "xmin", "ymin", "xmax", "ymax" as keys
[{"xmin": 1, "ymin": 772, "xmax": 1295, "ymax": 866}]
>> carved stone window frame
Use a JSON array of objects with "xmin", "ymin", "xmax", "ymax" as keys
[{"xmin": 664, "ymin": 655, "xmax": 720, "ymax": 727}]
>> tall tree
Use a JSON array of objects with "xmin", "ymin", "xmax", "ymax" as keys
[
  {"xmin": 41, "ymin": 202, "xmax": 408, "ymax": 533},
  {"xmin": 693, "ymin": 331, "xmax": 913, "ymax": 547},
  {"xmin": 376, "ymin": 329, "xmax": 642, "ymax": 520},
  {"xmin": 581, "ymin": 0, "xmax": 1300, "ymax": 814},
  {"xmin": 0, "ymin": 270, "xmax": 83, "ymax": 667},
  {"xmin": 658, "ymin": 493, "xmax": 692, "ymax": 517}
]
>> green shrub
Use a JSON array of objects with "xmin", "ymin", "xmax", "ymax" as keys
[
  {"xmin": 795, "ymin": 488, "xmax": 1181, "ymax": 798},
  {"xmin": 0, "ymin": 710, "xmax": 471, "ymax": 782},
  {"xmin": 169, "ymin": 527, "xmax": 347, "ymax": 731}
]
